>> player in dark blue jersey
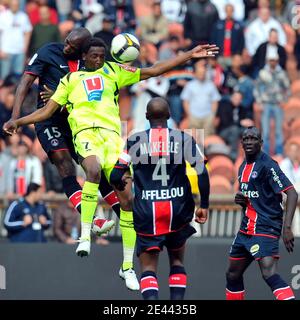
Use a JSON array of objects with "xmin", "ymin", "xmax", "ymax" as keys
[
  {"xmin": 7, "ymin": 27, "xmax": 119, "ymax": 217},
  {"xmin": 226, "ymin": 126, "xmax": 298, "ymax": 300},
  {"xmin": 3, "ymin": 28, "xmax": 141, "ymax": 290},
  {"xmin": 111, "ymin": 97, "xmax": 210, "ymax": 300}
]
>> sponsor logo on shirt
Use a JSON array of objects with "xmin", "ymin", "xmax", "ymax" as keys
[
  {"xmin": 51, "ymin": 139, "xmax": 59, "ymax": 147},
  {"xmin": 250, "ymin": 244, "xmax": 260, "ymax": 255},
  {"xmin": 251, "ymin": 171, "xmax": 258, "ymax": 179},
  {"xmin": 240, "ymin": 183, "xmax": 259, "ymax": 198},
  {"xmin": 117, "ymin": 63, "xmax": 137, "ymax": 73},
  {"xmin": 82, "ymin": 76, "xmax": 104, "ymax": 101},
  {"xmin": 142, "ymin": 187, "xmax": 184, "ymax": 200},
  {"xmin": 270, "ymin": 167, "xmax": 283, "ymax": 188}
]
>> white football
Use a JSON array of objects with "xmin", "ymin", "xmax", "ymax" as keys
[{"xmin": 110, "ymin": 33, "xmax": 140, "ymax": 63}]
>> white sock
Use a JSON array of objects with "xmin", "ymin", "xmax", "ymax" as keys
[{"xmin": 81, "ymin": 222, "xmax": 91, "ymax": 240}]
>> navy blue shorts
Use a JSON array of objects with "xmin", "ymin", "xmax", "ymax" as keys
[
  {"xmin": 136, "ymin": 224, "xmax": 196, "ymax": 257},
  {"xmin": 229, "ymin": 232, "xmax": 280, "ymax": 261},
  {"xmin": 35, "ymin": 113, "xmax": 78, "ymax": 163}
]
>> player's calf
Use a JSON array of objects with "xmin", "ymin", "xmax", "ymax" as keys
[{"xmin": 225, "ymin": 271, "xmax": 245, "ymax": 300}]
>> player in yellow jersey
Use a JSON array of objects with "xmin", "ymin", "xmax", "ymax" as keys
[{"xmin": 3, "ymin": 37, "xmax": 218, "ymax": 289}]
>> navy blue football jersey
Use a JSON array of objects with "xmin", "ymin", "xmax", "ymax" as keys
[
  {"xmin": 238, "ymin": 152, "xmax": 293, "ymax": 237},
  {"xmin": 25, "ymin": 43, "xmax": 80, "ymax": 109},
  {"xmin": 119, "ymin": 128, "xmax": 206, "ymax": 236}
]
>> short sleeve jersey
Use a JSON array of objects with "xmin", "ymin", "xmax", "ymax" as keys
[
  {"xmin": 238, "ymin": 152, "xmax": 293, "ymax": 237},
  {"xmin": 25, "ymin": 43, "xmax": 80, "ymax": 109},
  {"xmin": 120, "ymin": 128, "xmax": 205, "ymax": 236},
  {"xmin": 51, "ymin": 62, "xmax": 140, "ymax": 136}
]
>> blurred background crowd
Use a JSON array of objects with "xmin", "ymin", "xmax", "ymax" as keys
[{"xmin": 0, "ymin": 0, "xmax": 300, "ymax": 242}]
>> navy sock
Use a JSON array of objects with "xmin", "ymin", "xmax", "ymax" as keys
[
  {"xmin": 265, "ymin": 274, "xmax": 295, "ymax": 300},
  {"xmin": 169, "ymin": 266, "xmax": 186, "ymax": 300},
  {"xmin": 62, "ymin": 176, "xmax": 82, "ymax": 213},
  {"xmin": 226, "ymin": 275, "xmax": 245, "ymax": 300},
  {"xmin": 140, "ymin": 271, "xmax": 159, "ymax": 300}
]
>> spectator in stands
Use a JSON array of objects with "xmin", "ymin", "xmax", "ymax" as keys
[
  {"xmin": 71, "ymin": 0, "xmax": 103, "ymax": 27},
  {"xmin": 84, "ymin": 2, "xmax": 105, "ymax": 35},
  {"xmin": 94, "ymin": 15, "xmax": 115, "ymax": 60},
  {"xmin": 0, "ymin": 90, "xmax": 14, "ymax": 140},
  {"xmin": 26, "ymin": 0, "xmax": 58, "ymax": 26},
  {"xmin": 4, "ymin": 182, "xmax": 51, "ymax": 243},
  {"xmin": 221, "ymin": 54, "xmax": 243, "ymax": 94},
  {"xmin": 184, "ymin": 0, "xmax": 219, "ymax": 48},
  {"xmin": 0, "ymin": 139, "xmax": 12, "ymax": 196},
  {"xmin": 280, "ymin": 142, "xmax": 300, "ymax": 193},
  {"xmin": 214, "ymin": 92, "xmax": 254, "ymax": 161},
  {"xmin": 158, "ymin": 35, "xmax": 181, "ymax": 61},
  {"xmin": 6, "ymin": 139, "xmax": 43, "ymax": 198},
  {"xmin": 233, "ymin": 65, "xmax": 255, "ymax": 119},
  {"xmin": 53, "ymin": 201, "xmax": 80, "ymax": 244},
  {"xmin": 254, "ymin": 46, "xmax": 290, "ymax": 156},
  {"xmin": 139, "ymin": 0, "xmax": 169, "ymax": 48},
  {"xmin": 211, "ymin": 0, "xmax": 245, "ymax": 22},
  {"xmin": 160, "ymin": 0, "xmax": 187, "ymax": 24},
  {"xmin": 245, "ymin": 7, "xmax": 286, "ymax": 56},
  {"xmin": 131, "ymin": 75, "xmax": 171, "ymax": 132},
  {"xmin": 0, "ymin": 0, "xmax": 32, "ymax": 79},
  {"xmin": 252, "ymin": 28, "xmax": 287, "ymax": 76},
  {"xmin": 210, "ymin": 4, "xmax": 244, "ymax": 66},
  {"xmin": 105, "ymin": 0, "xmax": 136, "ymax": 35},
  {"xmin": 246, "ymin": 0, "xmax": 277, "ymax": 22},
  {"xmin": 206, "ymin": 57, "xmax": 225, "ymax": 91},
  {"xmin": 55, "ymin": 0, "xmax": 72, "ymax": 22},
  {"xmin": 181, "ymin": 62, "xmax": 221, "ymax": 137},
  {"xmin": 28, "ymin": 5, "xmax": 61, "ymax": 56}
]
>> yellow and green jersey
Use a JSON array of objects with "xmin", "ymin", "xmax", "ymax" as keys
[{"xmin": 51, "ymin": 61, "xmax": 140, "ymax": 136}]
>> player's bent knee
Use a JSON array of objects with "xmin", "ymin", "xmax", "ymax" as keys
[{"xmin": 86, "ymin": 167, "xmax": 101, "ymax": 183}]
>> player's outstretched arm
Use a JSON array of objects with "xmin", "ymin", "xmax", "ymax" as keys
[
  {"xmin": 283, "ymin": 187, "xmax": 298, "ymax": 253},
  {"xmin": 3, "ymin": 99, "xmax": 60, "ymax": 135},
  {"xmin": 11, "ymin": 73, "xmax": 37, "ymax": 120},
  {"xmin": 140, "ymin": 44, "xmax": 219, "ymax": 81}
]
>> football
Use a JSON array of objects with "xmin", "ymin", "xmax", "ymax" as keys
[{"xmin": 110, "ymin": 33, "xmax": 140, "ymax": 63}]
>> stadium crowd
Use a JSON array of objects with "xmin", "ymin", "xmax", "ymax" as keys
[{"xmin": 0, "ymin": 0, "xmax": 300, "ymax": 242}]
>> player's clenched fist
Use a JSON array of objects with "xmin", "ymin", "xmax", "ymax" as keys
[
  {"xmin": 3, "ymin": 120, "xmax": 18, "ymax": 136},
  {"xmin": 195, "ymin": 208, "xmax": 208, "ymax": 224}
]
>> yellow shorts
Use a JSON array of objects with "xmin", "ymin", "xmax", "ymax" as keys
[{"xmin": 73, "ymin": 128, "xmax": 124, "ymax": 181}]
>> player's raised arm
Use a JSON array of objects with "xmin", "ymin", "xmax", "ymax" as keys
[
  {"xmin": 3, "ymin": 99, "xmax": 60, "ymax": 135},
  {"xmin": 140, "ymin": 44, "xmax": 219, "ymax": 80},
  {"xmin": 11, "ymin": 73, "xmax": 37, "ymax": 120}
]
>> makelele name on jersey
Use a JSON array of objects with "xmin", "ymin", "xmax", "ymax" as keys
[
  {"xmin": 240, "ymin": 183, "xmax": 259, "ymax": 198},
  {"xmin": 142, "ymin": 187, "xmax": 184, "ymax": 200},
  {"xmin": 140, "ymin": 141, "xmax": 179, "ymax": 155}
]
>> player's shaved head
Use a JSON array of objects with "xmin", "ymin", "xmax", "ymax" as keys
[
  {"xmin": 68, "ymin": 27, "xmax": 92, "ymax": 43},
  {"xmin": 146, "ymin": 97, "xmax": 170, "ymax": 122},
  {"xmin": 242, "ymin": 126, "xmax": 262, "ymax": 141},
  {"xmin": 63, "ymin": 27, "xmax": 92, "ymax": 59}
]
